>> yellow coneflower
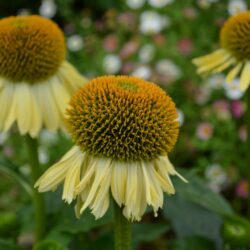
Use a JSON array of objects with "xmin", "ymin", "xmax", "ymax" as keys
[
  {"xmin": 0, "ymin": 15, "xmax": 87, "ymax": 137},
  {"xmin": 193, "ymin": 11, "xmax": 250, "ymax": 91},
  {"xmin": 35, "ymin": 75, "xmax": 187, "ymax": 221}
]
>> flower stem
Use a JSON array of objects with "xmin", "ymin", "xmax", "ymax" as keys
[
  {"xmin": 113, "ymin": 202, "xmax": 131, "ymax": 250},
  {"xmin": 25, "ymin": 135, "xmax": 46, "ymax": 242},
  {"xmin": 246, "ymin": 88, "xmax": 250, "ymax": 216}
]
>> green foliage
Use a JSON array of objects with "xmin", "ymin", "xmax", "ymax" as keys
[
  {"xmin": 174, "ymin": 171, "xmax": 233, "ymax": 215},
  {"xmin": 173, "ymin": 236, "xmax": 215, "ymax": 250},
  {"xmin": 222, "ymin": 215, "xmax": 250, "ymax": 248},
  {"xmin": 33, "ymin": 240, "xmax": 65, "ymax": 250}
]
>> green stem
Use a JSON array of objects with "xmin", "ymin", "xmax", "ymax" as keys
[
  {"xmin": 246, "ymin": 88, "xmax": 250, "ymax": 216},
  {"xmin": 25, "ymin": 135, "xmax": 46, "ymax": 242},
  {"xmin": 113, "ymin": 201, "xmax": 131, "ymax": 250}
]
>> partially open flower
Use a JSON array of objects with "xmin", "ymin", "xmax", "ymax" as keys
[
  {"xmin": 193, "ymin": 12, "xmax": 250, "ymax": 91},
  {"xmin": 35, "ymin": 75, "xmax": 187, "ymax": 221},
  {"xmin": 0, "ymin": 15, "xmax": 87, "ymax": 137}
]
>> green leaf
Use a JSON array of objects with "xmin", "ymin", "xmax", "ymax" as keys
[
  {"xmin": 163, "ymin": 194, "xmax": 223, "ymax": 248},
  {"xmin": 174, "ymin": 172, "xmax": 233, "ymax": 215},
  {"xmin": 0, "ymin": 212, "xmax": 19, "ymax": 236},
  {"xmin": 173, "ymin": 235, "xmax": 215, "ymax": 250},
  {"xmin": 33, "ymin": 240, "xmax": 66, "ymax": 250},
  {"xmin": 0, "ymin": 163, "xmax": 32, "ymax": 196},
  {"xmin": 222, "ymin": 215, "xmax": 250, "ymax": 247},
  {"xmin": 52, "ymin": 206, "xmax": 112, "ymax": 234},
  {"xmin": 0, "ymin": 239, "xmax": 23, "ymax": 250},
  {"xmin": 132, "ymin": 223, "xmax": 169, "ymax": 244}
]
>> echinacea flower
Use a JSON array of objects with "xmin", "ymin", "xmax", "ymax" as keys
[
  {"xmin": 0, "ymin": 15, "xmax": 87, "ymax": 137},
  {"xmin": 193, "ymin": 12, "xmax": 250, "ymax": 91},
  {"xmin": 35, "ymin": 76, "xmax": 187, "ymax": 221}
]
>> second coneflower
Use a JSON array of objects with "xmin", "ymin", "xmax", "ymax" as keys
[
  {"xmin": 193, "ymin": 11, "xmax": 250, "ymax": 91},
  {"xmin": 35, "ymin": 75, "xmax": 187, "ymax": 221},
  {"xmin": 0, "ymin": 15, "xmax": 87, "ymax": 137}
]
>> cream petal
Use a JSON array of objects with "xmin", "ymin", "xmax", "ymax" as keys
[
  {"xmin": 79, "ymin": 158, "xmax": 112, "ymax": 214},
  {"xmin": 29, "ymin": 87, "xmax": 43, "ymax": 137},
  {"xmin": 33, "ymin": 83, "xmax": 60, "ymax": 131},
  {"xmin": 192, "ymin": 49, "xmax": 229, "ymax": 65},
  {"xmin": 15, "ymin": 83, "xmax": 32, "ymax": 134},
  {"xmin": 226, "ymin": 63, "xmax": 243, "ymax": 83},
  {"xmin": 197, "ymin": 54, "xmax": 232, "ymax": 74},
  {"xmin": 62, "ymin": 152, "xmax": 83, "ymax": 204},
  {"xmin": 141, "ymin": 162, "xmax": 163, "ymax": 213},
  {"xmin": 153, "ymin": 162, "xmax": 175, "ymax": 194},
  {"xmin": 1, "ymin": 82, "xmax": 15, "ymax": 131},
  {"xmin": 240, "ymin": 61, "xmax": 250, "ymax": 91},
  {"xmin": 212, "ymin": 57, "xmax": 236, "ymax": 73},
  {"xmin": 159, "ymin": 156, "xmax": 188, "ymax": 183},
  {"xmin": 91, "ymin": 165, "xmax": 112, "ymax": 218},
  {"xmin": 76, "ymin": 159, "xmax": 96, "ymax": 194},
  {"xmin": 124, "ymin": 163, "xmax": 138, "ymax": 220},
  {"xmin": 35, "ymin": 147, "xmax": 81, "ymax": 192},
  {"xmin": 111, "ymin": 161, "xmax": 127, "ymax": 206},
  {"xmin": 50, "ymin": 76, "xmax": 70, "ymax": 116},
  {"xmin": 58, "ymin": 61, "xmax": 88, "ymax": 92},
  {"xmin": 3, "ymin": 83, "xmax": 17, "ymax": 132}
]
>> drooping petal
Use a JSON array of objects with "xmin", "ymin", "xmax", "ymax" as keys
[
  {"xmin": 212, "ymin": 57, "xmax": 236, "ymax": 73},
  {"xmin": 141, "ymin": 162, "xmax": 163, "ymax": 216},
  {"xmin": 1, "ymin": 82, "xmax": 15, "ymax": 131},
  {"xmin": 62, "ymin": 151, "xmax": 84, "ymax": 204},
  {"xmin": 239, "ymin": 61, "xmax": 250, "ymax": 91},
  {"xmin": 35, "ymin": 147, "xmax": 80, "ymax": 192},
  {"xmin": 29, "ymin": 86, "xmax": 43, "ymax": 137},
  {"xmin": 111, "ymin": 161, "xmax": 127, "ymax": 206},
  {"xmin": 79, "ymin": 157, "xmax": 112, "ymax": 214},
  {"xmin": 197, "ymin": 53, "xmax": 232, "ymax": 74},
  {"xmin": 58, "ymin": 61, "xmax": 88, "ymax": 92},
  {"xmin": 91, "ymin": 164, "xmax": 112, "ymax": 218},
  {"xmin": 192, "ymin": 49, "xmax": 229, "ymax": 65},
  {"xmin": 0, "ymin": 83, "xmax": 17, "ymax": 132},
  {"xmin": 50, "ymin": 76, "xmax": 70, "ymax": 117},
  {"xmin": 15, "ymin": 83, "xmax": 32, "ymax": 134},
  {"xmin": 226, "ymin": 63, "xmax": 243, "ymax": 83},
  {"xmin": 124, "ymin": 163, "xmax": 138, "ymax": 220},
  {"xmin": 33, "ymin": 82, "xmax": 60, "ymax": 131}
]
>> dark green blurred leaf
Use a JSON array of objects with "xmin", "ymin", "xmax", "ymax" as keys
[
  {"xmin": 222, "ymin": 215, "xmax": 250, "ymax": 247},
  {"xmin": 46, "ymin": 230, "xmax": 72, "ymax": 248},
  {"xmin": 0, "ymin": 239, "xmax": 22, "ymax": 250},
  {"xmin": 173, "ymin": 235, "xmax": 215, "ymax": 250},
  {"xmin": 0, "ymin": 212, "xmax": 19, "ymax": 236},
  {"xmin": 33, "ymin": 240, "xmax": 66, "ymax": 250},
  {"xmin": 132, "ymin": 223, "xmax": 169, "ymax": 244},
  {"xmin": 0, "ymin": 162, "xmax": 32, "ymax": 196},
  {"xmin": 174, "ymin": 172, "xmax": 233, "ymax": 215},
  {"xmin": 163, "ymin": 194, "xmax": 223, "ymax": 249}
]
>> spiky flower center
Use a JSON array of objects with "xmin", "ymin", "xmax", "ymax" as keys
[
  {"xmin": 220, "ymin": 12, "xmax": 250, "ymax": 60},
  {"xmin": 67, "ymin": 76, "xmax": 179, "ymax": 161},
  {"xmin": 0, "ymin": 15, "xmax": 66, "ymax": 83}
]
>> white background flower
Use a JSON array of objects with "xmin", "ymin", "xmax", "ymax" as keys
[
  {"xmin": 132, "ymin": 65, "xmax": 152, "ymax": 79},
  {"xmin": 126, "ymin": 0, "xmax": 145, "ymax": 9},
  {"xmin": 148, "ymin": 0, "xmax": 174, "ymax": 8},
  {"xmin": 103, "ymin": 54, "xmax": 122, "ymax": 74},
  {"xmin": 228, "ymin": 0, "xmax": 247, "ymax": 16},
  {"xmin": 155, "ymin": 59, "xmax": 181, "ymax": 80},
  {"xmin": 224, "ymin": 78, "xmax": 244, "ymax": 100},
  {"xmin": 39, "ymin": 0, "xmax": 57, "ymax": 18},
  {"xmin": 67, "ymin": 35, "xmax": 84, "ymax": 52},
  {"xmin": 140, "ymin": 11, "xmax": 169, "ymax": 35},
  {"xmin": 139, "ymin": 44, "xmax": 155, "ymax": 63}
]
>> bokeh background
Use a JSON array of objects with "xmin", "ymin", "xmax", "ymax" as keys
[{"xmin": 0, "ymin": 0, "xmax": 249, "ymax": 249}]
